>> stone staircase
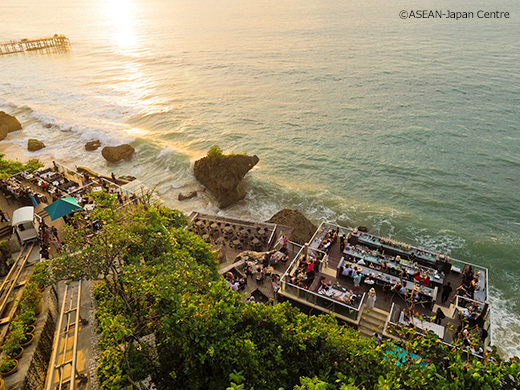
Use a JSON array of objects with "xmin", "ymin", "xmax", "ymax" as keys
[
  {"xmin": 0, "ymin": 224, "xmax": 11, "ymax": 238},
  {"xmin": 358, "ymin": 306, "xmax": 389, "ymax": 338},
  {"xmin": 36, "ymin": 208, "xmax": 49, "ymax": 221}
]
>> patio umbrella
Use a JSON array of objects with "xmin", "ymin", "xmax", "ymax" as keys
[{"xmin": 44, "ymin": 197, "xmax": 82, "ymax": 221}]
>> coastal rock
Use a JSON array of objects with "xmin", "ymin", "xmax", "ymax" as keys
[
  {"xmin": 267, "ymin": 209, "xmax": 317, "ymax": 245},
  {"xmin": 101, "ymin": 144, "xmax": 135, "ymax": 163},
  {"xmin": 0, "ymin": 111, "xmax": 22, "ymax": 141},
  {"xmin": 178, "ymin": 190, "xmax": 198, "ymax": 201},
  {"xmin": 119, "ymin": 175, "xmax": 136, "ymax": 182},
  {"xmin": 85, "ymin": 140, "xmax": 102, "ymax": 151},
  {"xmin": 27, "ymin": 138, "xmax": 46, "ymax": 152},
  {"xmin": 193, "ymin": 150, "xmax": 259, "ymax": 208}
]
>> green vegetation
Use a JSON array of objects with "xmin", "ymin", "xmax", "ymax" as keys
[
  {"xmin": 0, "ymin": 153, "xmax": 43, "ymax": 179},
  {"xmin": 207, "ymin": 144, "xmax": 224, "ymax": 159},
  {"xmin": 207, "ymin": 144, "xmax": 247, "ymax": 159},
  {"xmin": 0, "ymin": 240, "xmax": 12, "ymax": 277},
  {"xmin": 50, "ymin": 192, "xmax": 520, "ymax": 390},
  {"xmin": 0, "ymin": 356, "xmax": 17, "ymax": 374}
]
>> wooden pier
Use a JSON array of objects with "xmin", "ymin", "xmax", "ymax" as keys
[{"xmin": 0, "ymin": 34, "xmax": 70, "ymax": 55}]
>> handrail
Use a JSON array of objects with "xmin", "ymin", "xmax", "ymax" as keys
[
  {"xmin": 283, "ymin": 280, "xmax": 365, "ymax": 312},
  {"xmin": 387, "ymin": 303, "xmax": 485, "ymax": 358}
]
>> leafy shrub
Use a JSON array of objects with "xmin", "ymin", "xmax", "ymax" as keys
[
  {"xmin": 0, "ymin": 357, "xmax": 17, "ymax": 373},
  {"xmin": 0, "ymin": 153, "xmax": 43, "ymax": 179},
  {"xmin": 207, "ymin": 145, "xmax": 224, "ymax": 159}
]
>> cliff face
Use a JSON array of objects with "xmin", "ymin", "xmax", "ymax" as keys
[
  {"xmin": 267, "ymin": 209, "xmax": 317, "ymax": 245},
  {"xmin": 0, "ymin": 111, "xmax": 22, "ymax": 140},
  {"xmin": 194, "ymin": 154, "xmax": 259, "ymax": 208}
]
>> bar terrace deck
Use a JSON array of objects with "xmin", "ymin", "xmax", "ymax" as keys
[{"xmin": 279, "ymin": 223, "xmax": 491, "ymax": 357}]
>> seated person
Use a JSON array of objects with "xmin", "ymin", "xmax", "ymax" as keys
[
  {"xmin": 245, "ymin": 265, "xmax": 254, "ymax": 277},
  {"xmin": 411, "ymin": 286, "xmax": 420, "ymax": 303},
  {"xmin": 364, "ymin": 275, "xmax": 375, "ymax": 285},
  {"xmin": 270, "ymin": 254, "xmax": 279, "ymax": 266},
  {"xmin": 391, "ymin": 282, "xmax": 400, "ymax": 293},
  {"xmin": 280, "ymin": 254, "xmax": 289, "ymax": 263},
  {"xmin": 333, "ymin": 291, "xmax": 353, "ymax": 304},
  {"xmin": 307, "ymin": 260, "xmax": 315, "ymax": 272},
  {"xmin": 256, "ymin": 267, "xmax": 267, "ymax": 282},
  {"xmin": 320, "ymin": 278, "xmax": 332, "ymax": 291},
  {"xmin": 341, "ymin": 263, "xmax": 353, "ymax": 277}
]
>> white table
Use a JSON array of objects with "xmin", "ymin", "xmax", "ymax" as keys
[{"xmin": 399, "ymin": 311, "xmax": 445, "ymax": 339}]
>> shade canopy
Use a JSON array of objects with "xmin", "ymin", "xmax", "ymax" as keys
[
  {"xmin": 12, "ymin": 206, "xmax": 35, "ymax": 226},
  {"xmin": 44, "ymin": 197, "xmax": 82, "ymax": 221}
]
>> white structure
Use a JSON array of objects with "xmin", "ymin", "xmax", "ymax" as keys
[{"xmin": 11, "ymin": 206, "xmax": 38, "ymax": 244}]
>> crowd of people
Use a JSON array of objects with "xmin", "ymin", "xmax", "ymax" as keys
[
  {"xmin": 38, "ymin": 220, "xmax": 61, "ymax": 259},
  {"xmin": 451, "ymin": 265, "xmax": 480, "ymax": 302}
]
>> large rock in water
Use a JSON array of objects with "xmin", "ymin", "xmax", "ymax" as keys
[
  {"xmin": 267, "ymin": 209, "xmax": 317, "ymax": 245},
  {"xmin": 0, "ymin": 111, "xmax": 22, "ymax": 141},
  {"xmin": 27, "ymin": 138, "xmax": 45, "ymax": 151},
  {"xmin": 178, "ymin": 190, "xmax": 198, "ymax": 201},
  {"xmin": 85, "ymin": 139, "xmax": 101, "ymax": 151},
  {"xmin": 193, "ymin": 153, "xmax": 259, "ymax": 208},
  {"xmin": 101, "ymin": 144, "xmax": 135, "ymax": 163}
]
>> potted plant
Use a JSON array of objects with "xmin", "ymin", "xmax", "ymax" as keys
[
  {"xmin": 20, "ymin": 333, "xmax": 34, "ymax": 348},
  {"xmin": 2, "ymin": 320, "xmax": 24, "ymax": 360},
  {"xmin": 0, "ymin": 356, "xmax": 18, "ymax": 377},
  {"xmin": 26, "ymin": 324, "xmax": 36, "ymax": 335},
  {"xmin": 30, "ymin": 262, "xmax": 51, "ymax": 291},
  {"xmin": 20, "ymin": 282, "xmax": 43, "ymax": 315},
  {"xmin": 18, "ymin": 307, "xmax": 36, "ymax": 328}
]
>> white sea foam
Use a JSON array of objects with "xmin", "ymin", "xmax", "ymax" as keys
[{"xmin": 488, "ymin": 286, "xmax": 520, "ymax": 359}]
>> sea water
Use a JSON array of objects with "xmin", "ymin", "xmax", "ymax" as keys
[{"xmin": 0, "ymin": 0, "xmax": 519, "ymax": 357}]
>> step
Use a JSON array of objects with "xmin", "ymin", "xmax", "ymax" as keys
[
  {"xmin": 359, "ymin": 324, "xmax": 383, "ymax": 338},
  {"xmin": 359, "ymin": 317, "xmax": 386, "ymax": 332},
  {"xmin": 0, "ymin": 225, "xmax": 11, "ymax": 238},
  {"xmin": 361, "ymin": 308, "xmax": 388, "ymax": 322}
]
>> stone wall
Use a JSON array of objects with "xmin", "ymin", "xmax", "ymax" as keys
[{"xmin": 21, "ymin": 286, "xmax": 59, "ymax": 390}]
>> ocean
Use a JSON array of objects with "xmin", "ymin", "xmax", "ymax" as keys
[{"xmin": 0, "ymin": 0, "xmax": 519, "ymax": 357}]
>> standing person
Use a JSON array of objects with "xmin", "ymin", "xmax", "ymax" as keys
[
  {"xmin": 433, "ymin": 307, "xmax": 446, "ymax": 325},
  {"xmin": 366, "ymin": 287, "xmax": 377, "ymax": 310},
  {"xmin": 353, "ymin": 271, "xmax": 362, "ymax": 292},
  {"xmin": 281, "ymin": 235, "xmax": 289, "ymax": 250},
  {"xmin": 322, "ymin": 253, "xmax": 329, "ymax": 269},
  {"xmin": 441, "ymin": 282, "xmax": 453, "ymax": 303},
  {"xmin": 0, "ymin": 209, "xmax": 8, "ymax": 223}
]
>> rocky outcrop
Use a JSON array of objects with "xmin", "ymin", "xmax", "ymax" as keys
[
  {"xmin": 27, "ymin": 138, "xmax": 45, "ymax": 151},
  {"xmin": 101, "ymin": 144, "xmax": 135, "ymax": 163},
  {"xmin": 267, "ymin": 209, "xmax": 317, "ymax": 245},
  {"xmin": 193, "ymin": 152, "xmax": 259, "ymax": 208},
  {"xmin": 85, "ymin": 139, "xmax": 101, "ymax": 151},
  {"xmin": 119, "ymin": 175, "xmax": 136, "ymax": 182},
  {"xmin": 178, "ymin": 190, "xmax": 198, "ymax": 201},
  {"xmin": 0, "ymin": 111, "xmax": 22, "ymax": 141}
]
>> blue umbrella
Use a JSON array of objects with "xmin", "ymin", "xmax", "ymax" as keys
[{"xmin": 44, "ymin": 197, "xmax": 82, "ymax": 221}]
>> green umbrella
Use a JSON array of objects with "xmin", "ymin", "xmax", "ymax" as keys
[{"xmin": 44, "ymin": 197, "xmax": 82, "ymax": 221}]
